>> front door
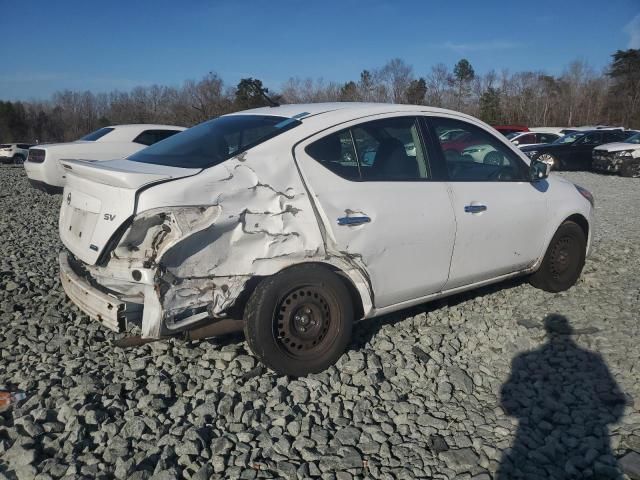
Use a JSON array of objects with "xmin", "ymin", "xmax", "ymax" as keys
[
  {"xmin": 428, "ymin": 115, "xmax": 549, "ymax": 290},
  {"xmin": 294, "ymin": 115, "xmax": 456, "ymax": 308}
]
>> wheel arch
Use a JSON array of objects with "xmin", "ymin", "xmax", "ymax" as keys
[
  {"xmin": 229, "ymin": 260, "xmax": 370, "ymax": 322},
  {"xmin": 565, "ymin": 213, "xmax": 589, "ymax": 240}
]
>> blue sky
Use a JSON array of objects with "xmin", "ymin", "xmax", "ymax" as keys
[{"xmin": 1, "ymin": 0, "xmax": 639, "ymax": 101}]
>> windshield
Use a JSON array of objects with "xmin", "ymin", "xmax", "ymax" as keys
[
  {"xmin": 129, "ymin": 115, "xmax": 301, "ymax": 169},
  {"xmin": 553, "ymin": 132, "xmax": 585, "ymax": 145},
  {"xmin": 505, "ymin": 132, "xmax": 521, "ymax": 140},
  {"xmin": 79, "ymin": 127, "xmax": 114, "ymax": 141},
  {"xmin": 626, "ymin": 132, "xmax": 640, "ymax": 144}
]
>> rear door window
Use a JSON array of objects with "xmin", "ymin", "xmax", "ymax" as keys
[
  {"xmin": 578, "ymin": 132, "xmax": 602, "ymax": 145},
  {"xmin": 133, "ymin": 129, "xmax": 182, "ymax": 146},
  {"xmin": 305, "ymin": 130, "xmax": 359, "ymax": 180},
  {"xmin": 604, "ymin": 131, "xmax": 626, "ymax": 143},
  {"xmin": 514, "ymin": 134, "xmax": 536, "ymax": 144},
  {"xmin": 537, "ymin": 133, "xmax": 558, "ymax": 144},
  {"xmin": 305, "ymin": 117, "xmax": 430, "ymax": 181}
]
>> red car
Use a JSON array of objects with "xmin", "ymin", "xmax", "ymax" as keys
[{"xmin": 493, "ymin": 125, "xmax": 529, "ymax": 136}]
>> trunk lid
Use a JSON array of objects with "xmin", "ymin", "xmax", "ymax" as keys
[{"xmin": 59, "ymin": 159, "xmax": 200, "ymax": 265}]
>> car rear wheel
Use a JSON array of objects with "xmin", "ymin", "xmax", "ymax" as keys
[
  {"xmin": 529, "ymin": 221, "xmax": 586, "ymax": 292},
  {"xmin": 12, "ymin": 154, "xmax": 25, "ymax": 165},
  {"xmin": 537, "ymin": 153, "xmax": 557, "ymax": 170},
  {"xmin": 244, "ymin": 264, "xmax": 353, "ymax": 376}
]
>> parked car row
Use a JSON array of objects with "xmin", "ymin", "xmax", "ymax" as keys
[{"xmin": 492, "ymin": 123, "xmax": 640, "ymax": 175}]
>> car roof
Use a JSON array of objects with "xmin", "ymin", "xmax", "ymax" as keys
[
  {"xmin": 234, "ymin": 102, "xmax": 475, "ymax": 119},
  {"xmin": 228, "ymin": 102, "xmax": 498, "ymax": 136},
  {"xmin": 105, "ymin": 124, "xmax": 186, "ymax": 131}
]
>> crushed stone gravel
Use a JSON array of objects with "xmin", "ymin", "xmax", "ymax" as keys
[{"xmin": 0, "ymin": 166, "xmax": 639, "ymax": 479}]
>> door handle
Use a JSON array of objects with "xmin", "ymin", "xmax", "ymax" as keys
[
  {"xmin": 337, "ymin": 216, "xmax": 371, "ymax": 226},
  {"xmin": 464, "ymin": 204, "xmax": 487, "ymax": 213}
]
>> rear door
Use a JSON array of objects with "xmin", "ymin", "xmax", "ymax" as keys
[
  {"xmin": 427, "ymin": 115, "xmax": 549, "ymax": 289},
  {"xmin": 294, "ymin": 114, "xmax": 456, "ymax": 308}
]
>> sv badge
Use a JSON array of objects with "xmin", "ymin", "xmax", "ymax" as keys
[{"xmin": 104, "ymin": 214, "xmax": 116, "ymax": 221}]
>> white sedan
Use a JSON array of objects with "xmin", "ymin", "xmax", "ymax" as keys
[
  {"xmin": 507, "ymin": 131, "xmax": 561, "ymax": 147},
  {"xmin": 57, "ymin": 103, "xmax": 594, "ymax": 375},
  {"xmin": 24, "ymin": 124, "xmax": 185, "ymax": 193}
]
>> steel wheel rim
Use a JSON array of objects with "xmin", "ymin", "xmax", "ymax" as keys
[
  {"xmin": 538, "ymin": 154, "xmax": 555, "ymax": 167},
  {"xmin": 550, "ymin": 236, "xmax": 573, "ymax": 279},
  {"xmin": 273, "ymin": 286, "xmax": 338, "ymax": 359}
]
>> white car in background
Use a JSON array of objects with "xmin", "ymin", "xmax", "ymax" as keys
[
  {"xmin": 507, "ymin": 131, "xmax": 561, "ymax": 147},
  {"xmin": 0, "ymin": 143, "xmax": 34, "ymax": 164},
  {"xmin": 23, "ymin": 124, "xmax": 185, "ymax": 193},
  {"xmin": 529, "ymin": 127, "xmax": 566, "ymax": 136},
  {"xmin": 592, "ymin": 131, "xmax": 640, "ymax": 177},
  {"xmin": 57, "ymin": 103, "xmax": 594, "ymax": 376}
]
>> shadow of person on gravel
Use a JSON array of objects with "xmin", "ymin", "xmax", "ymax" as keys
[{"xmin": 497, "ymin": 314, "xmax": 628, "ymax": 479}]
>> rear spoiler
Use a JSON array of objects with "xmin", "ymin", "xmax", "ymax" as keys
[{"xmin": 60, "ymin": 159, "xmax": 200, "ymax": 189}]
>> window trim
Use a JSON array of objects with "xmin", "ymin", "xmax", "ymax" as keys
[
  {"xmin": 303, "ymin": 115, "xmax": 437, "ymax": 183},
  {"xmin": 423, "ymin": 115, "xmax": 532, "ymax": 183}
]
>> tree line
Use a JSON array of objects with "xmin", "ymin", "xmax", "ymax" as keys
[{"xmin": 1, "ymin": 49, "xmax": 639, "ymax": 144}]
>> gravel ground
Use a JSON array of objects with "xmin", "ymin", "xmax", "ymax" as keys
[{"xmin": 0, "ymin": 166, "xmax": 639, "ymax": 479}]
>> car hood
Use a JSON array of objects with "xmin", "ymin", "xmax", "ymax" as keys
[{"xmin": 593, "ymin": 142, "xmax": 640, "ymax": 153}]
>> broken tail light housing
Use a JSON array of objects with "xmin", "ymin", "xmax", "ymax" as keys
[
  {"xmin": 28, "ymin": 149, "xmax": 46, "ymax": 163},
  {"xmin": 574, "ymin": 184, "xmax": 594, "ymax": 207}
]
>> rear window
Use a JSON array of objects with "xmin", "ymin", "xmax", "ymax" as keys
[
  {"xmin": 133, "ymin": 129, "xmax": 182, "ymax": 146},
  {"xmin": 0, "ymin": 144, "xmax": 10, "ymax": 149},
  {"xmin": 129, "ymin": 115, "xmax": 301, "ymax": 169},
  {"xmin": 79, "ymin": 127, "xmax": 115, "ymax": 141}
]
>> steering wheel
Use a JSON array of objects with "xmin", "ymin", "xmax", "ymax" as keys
[{"xmin": 488, "ymin": 166, "xmax": 514, "ymax": 181}]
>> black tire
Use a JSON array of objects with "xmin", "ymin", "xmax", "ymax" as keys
[
  {"xmin": 244, "ymin": 264, "xmax": 354, "ymax": 376},
  {"xmin": 530, "ymin": 221, "xmax": 586, "ymax": 293},
  {"xmin": 620, "ymin": 159, "xmax": 640, "ymax": 178},
  {"xmin": 12, "ymin": 154, "xmax": 25, "ymax": 165}
]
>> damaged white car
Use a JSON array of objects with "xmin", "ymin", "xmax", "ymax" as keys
[
  {"xmin": 592, "ymin": 131, "xmax": 640, "ymax": 177},
  {"xmin": 58, "ymin": 103, "xmax": 594, "ymax": 375}
]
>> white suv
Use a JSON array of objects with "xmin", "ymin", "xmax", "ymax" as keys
[
  {"xmin": 57, "ymin": 103, "xmax": 594, "ymax": 375},
  {"xmin": 0, "ymin": 143, "xmax": 34, "ymax": 164}
]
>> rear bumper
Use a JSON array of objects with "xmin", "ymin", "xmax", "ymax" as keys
[
  {"xmin": 59, "ymin": 252, "xmax": 141, "ymax": 332},
  {"xmin": 28, "ymin": 178, "xmax": 63, "ymax": 194},
  {"xmin": 23, "ymin": 160, "xmax": 64, "ymax": 193}
]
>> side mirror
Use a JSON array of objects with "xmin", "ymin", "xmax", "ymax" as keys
[
  {"xmin": 530, "ymin": 159, "xmax": 550, "ymax": 181},
  {"xmin": 513, "ymin": 140, "xmax": 519, "ymax": 146}
]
